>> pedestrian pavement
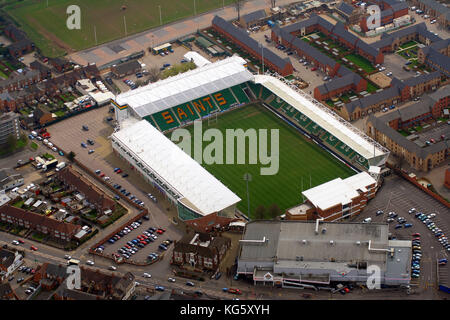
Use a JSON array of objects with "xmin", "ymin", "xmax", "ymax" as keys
[{"xmin": 69, "ymin": 0, "xmax": 299, "ymax": 67}]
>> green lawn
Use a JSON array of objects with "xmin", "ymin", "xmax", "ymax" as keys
[
  {"xmin": 344, "ymin": 53, "xmax": 376, "ymax": 73},
  {"xmin": 30, "ymin": 142, "xmax": 38, "ymax": 150},
  {"xmin": 400, "ymin": 41, "xmax": 418, "ymax": 49},
  {"xmin": 176, "ymin": 104, "xmax": 355, "ymax": 218},
  {"xmin": 5, "ymin": 0, "xmax": 236, "ymax": 57},
  {"xmin": 366, "ymin": 82, "xmax": 379, "ymax": 93}
]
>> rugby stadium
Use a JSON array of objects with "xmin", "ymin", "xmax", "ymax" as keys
[{"xmin": 111, "ymin": 55, "xmax": 390, "ymax": 222}]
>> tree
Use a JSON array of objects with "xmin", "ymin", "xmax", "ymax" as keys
[
  {"xmin": 67, "ymin": 151, "xmax": 76, "ymax": 162},
  {"xmin": 5, "ymin": 134, "xmax": 17, "ymax": 153},
  {"xmin": 268, "ymin": 204, "xmax": 282, "ymax": 219},
  {"xmin": 235, "ymin": 0, "xmax": 245, "ymax": 21},
  {"xmin": 254, "ymin": 205, "xmax": 266, "ymax": 220},
  {"xmin": 147, "ymin": 66, "xmax": 161, "ymax": 82}
]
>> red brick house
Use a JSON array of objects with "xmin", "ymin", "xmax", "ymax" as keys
[
  {"xmin": 212, "ymin": 16, "xmax": 293, "ymax": 76},
  {"xmin": 171, "ymin": 232, "xmax": 231, "ymax": 271},
  {"xmin": 314, "ymin": 72, "xmax": 367, "ymax": 101},
  {"xmin": 56, "ymin": 166, "xmax": 116, "ymax": 214},
  {"xmin": 0, "ymin": 205, "xmax": 81, "ymax": 242}
]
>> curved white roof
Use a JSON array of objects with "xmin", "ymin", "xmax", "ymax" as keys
[
  {"xmin": 112, "ymin": 120, "xmax": 241, "ymax": 216},
  {"xmin": 114, "ymin": 55, "xmax": 253, "ymax": 118},
  {"xmin": 255, "ymin": 75, "xmax": 390, "ymax": 162}
]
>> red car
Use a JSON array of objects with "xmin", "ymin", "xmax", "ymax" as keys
[
  {"xmin": 31, "ymin": 269, "xmax": 36, "ymax": 274},
  {"xmin": 412, "ymin": 233, "xmax": 421, "ymax": 237},
  {"xmin": 18, "ymin": 239, "xmax": 25, "ymax": 244},
  {"xmin": 156, "ymin": 229, "xmax": 163, "ymax": 234},
  {"xmin": 116, "ymin": 169, "xmax": 122, "ymax": 174},
  {"xmin": 30, "ymin": 246, "xmax": 38, "ymax": 251},
  {"xmin": 227, "ymin": 288, "xmax": 242, "ymax": 295},
  {"xmin": 100, "ymin": 173, "xmax": 105, "ymax": 178},
  {"xmin": 311, "ymin": 67, "xmax": 317, "ymax": 71},
  {"xmin": 413, "ymin": 237, "xmax": 420, "ymax": 241}
]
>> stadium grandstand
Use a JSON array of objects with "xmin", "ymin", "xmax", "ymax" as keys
[
  {"xmin": 111, "ymin": 120, "xmax": 241, "ymax": 221},
  {"xmin": 111, "ymin": 56, "xmax": 254, "ymax": 130},
  {"xmin": 252, "ymin": 74, "xmax": 390, "ymax": 169}
]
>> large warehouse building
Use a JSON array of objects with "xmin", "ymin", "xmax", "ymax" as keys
[
  {"xmin": 111, "ymin": 120, "xmax": 241, "ymax": 221},
  {"xmin": 237, "ymin": 220, "xmax": 412, "ymax": 288}
]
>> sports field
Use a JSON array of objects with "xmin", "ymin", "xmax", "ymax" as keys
[
  {"xmin": 4, "ymin": 0, "xmax": 234, "ymax": 57},
  {"xmin": 176, "ymin": 103, "xmax": 355, "ymax": 218}
]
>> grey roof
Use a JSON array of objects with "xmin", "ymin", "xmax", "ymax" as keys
[
  {"xmin": 416, "ymin": 0, "xmax": 450, "ymax": 16},
  {"xmin": 429, "ymin": 85, "xmax": 450, "ymax": 102},
  {"xmin": 373, "ymin": 22, "xmax": 442, "ymax": 49},
  {"xmin": 239, "ymin": 220, "xmax": 389, "ymax": 264},
  {"xmin": 281, "ymin": 30, "xmax": 338, "ymax": 68},
  {"xmin": 381, "ymin": 9, "xmax": 394, "ymax": 18},
  {"xmin": 422, "ymin": 49, "xmax": 450, "ymax": 77},
  {"xmin": 368, "ymin": 114, "xmax": 450, "ymax": 159},
  {"xmin": 0, "ymin": 68, "xmax": 40, "ymax": 90},
  {"xmin": 355, "ymin": 38, "xmax": 380, "ymax": 58},
  {"xmin": 336, "ymin": 2, "xmax": 355, "ymax": 16},
  {"xmin": 390, "ymin": 2, "xmax": 409, "ymax": 12},
  {"xmin": 402, "ymin": 71, "xmax": 442, "ymax": 87},
  {"xmin": 338, "ymin": 65, "xmax": 353, "ymax": 76},
  {"xmin": 212, "ymin": 16, "xmax": 291, "ymax": 70},
  {"xmin": 345, "ymin": 87, "xmax": 400, "ymax": 113},
  {"xmin": 241, "ymin": 9, "xmax": 267, "ymax": 24},
  {"xmin": 333, "ymin": 21, "xmax": 359, "ymax": 46},
  {"xmin": 0, "ymin": 249, "xmax": 15, "ymax": 268},
  {"xmin": 317, "ymin": 72, "xmax": 362, "ymax": 95},
  {"xmin": 112, "ymin": 59, "xmax": 141, "ymax": 75},
  {"xmin": 396, "ymin": 96, "xmax": 434, "ymax": 121},
  {"xmin": 430, "ymin": 39, "xmax": 450, "ymax": 52}
]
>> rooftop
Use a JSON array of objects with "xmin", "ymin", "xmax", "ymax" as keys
[{"xmin": 111, "ymin": 120, "xmax": 241, "ymax": 216}]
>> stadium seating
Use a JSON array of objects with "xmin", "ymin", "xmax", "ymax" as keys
[
  {"xmin": 143, "ymin": 115, "xmax": 159, "ymax": 130},
  {"xmin": 268, "ymin": 96, "xmax": 285, "ymax": 109},
  {"xmin": 211, "ymin": 90, "xmax": 237, "ymax": 111},
  {"xmin": 261, "ymin": 86, "xmax": 273, "ymax": 101},
  {"xmin": 246, "ymin": 81, "xmax": 262, "ymax": 99},
  {"xmin": 324, "ymin": 133, "xmax": 340, "ymax": 147},
  {"xmin": 152, "ymin": 109, "xmax": 181, "ymax": 131},
  {"xmin": 230, "ymin": 85, "xmax": 250, "ymax": 104},
  {"xmin": 189, "ymin": 95, "xmax": 221, "ymax": 117},
  {"xmin": 171, "ymin": 103, "xmax": 200, "ymax": 123}
]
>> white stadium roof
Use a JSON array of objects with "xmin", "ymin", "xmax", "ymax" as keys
[
  {"xmin": 302, "ymin": 172, "xmax": 376, "ymax": 210},
  {"xmin": 112, "ymin": 120, "xmax": 241, "ymax": 216},
  {"xmin": 254, "ymin": 75, "xmax": 390, "ymax": 162},
  {"xmin": 114, "ymin": 55, "xmax": 253, "ymax": 118}
]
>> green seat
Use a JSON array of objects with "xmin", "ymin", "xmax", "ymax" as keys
[
  {"xmin": 210, "ymin": 89, "xmax": 237, "ymax": 111},
  {"xmin": 143, "ymin": 115, "xmax": 159, "ymax": 130},
  {"xmin": 261, "ymin": 87, "xmax": 273, "ymax": 101},
  {"xmin": 269, "ymin": 96, "xmax": 286, "ymax": 109},
  {"xmin": 230, "ymin": 86, "xmax": 250, "ymax": 104},
  {"xmin": 171, "ymin": 102, "xmax": 200, "ymax": 123},
  {"xmin": 189, "ymin": 95, "xmax": 221, "ymax": 117},
  {"xmin": 152, "ymin": 109, "xmax": 181, "ymax": 131},
  {"xmin": 246, "ymin": 81, "xmax": 262, "ymax": 99},
  {"xmin": 325, "ymin": 134, "xmax": 340, "ymax": 147}
]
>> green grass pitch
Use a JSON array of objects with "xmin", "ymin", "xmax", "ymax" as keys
[
  {"xmin": 4, "ymin": 0, "xmax": 235, "ymax": 57},
  {"xmin": 173, "ymin": 103, "xmax": 355, "ymax": 218}
]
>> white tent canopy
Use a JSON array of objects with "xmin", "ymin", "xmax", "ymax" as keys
[
  {"xmin": 114, "ymin": 56, "xmax": 253, "ymax": 118},
  {"xmin": 112, "ymin": 120, "xmax": 241, "ymax": 216}
]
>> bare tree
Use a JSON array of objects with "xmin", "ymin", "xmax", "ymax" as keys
[
  {"xmin": 235, "ymin": 0, "xmax": 246, "ymax": 21},
  {"xmin": 147, "ymin": 66, "xmax": 161, "ymax": 82}
]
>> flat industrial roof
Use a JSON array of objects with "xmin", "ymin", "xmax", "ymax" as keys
[
  {"xmin": 111, "ymin": 120, "xmax": 241, "ymax": 216},
  {"xmin": 254, "ymin": 75, "xmax": 389, "ymax": 161},
  {"xmin": 114, "ymin": 56, "xmax": 253, "ymax": 118}
]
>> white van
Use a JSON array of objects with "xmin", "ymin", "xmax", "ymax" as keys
[{"xmin": 363, "ymin": 217, "xmax": 372, "ymax": 223}]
